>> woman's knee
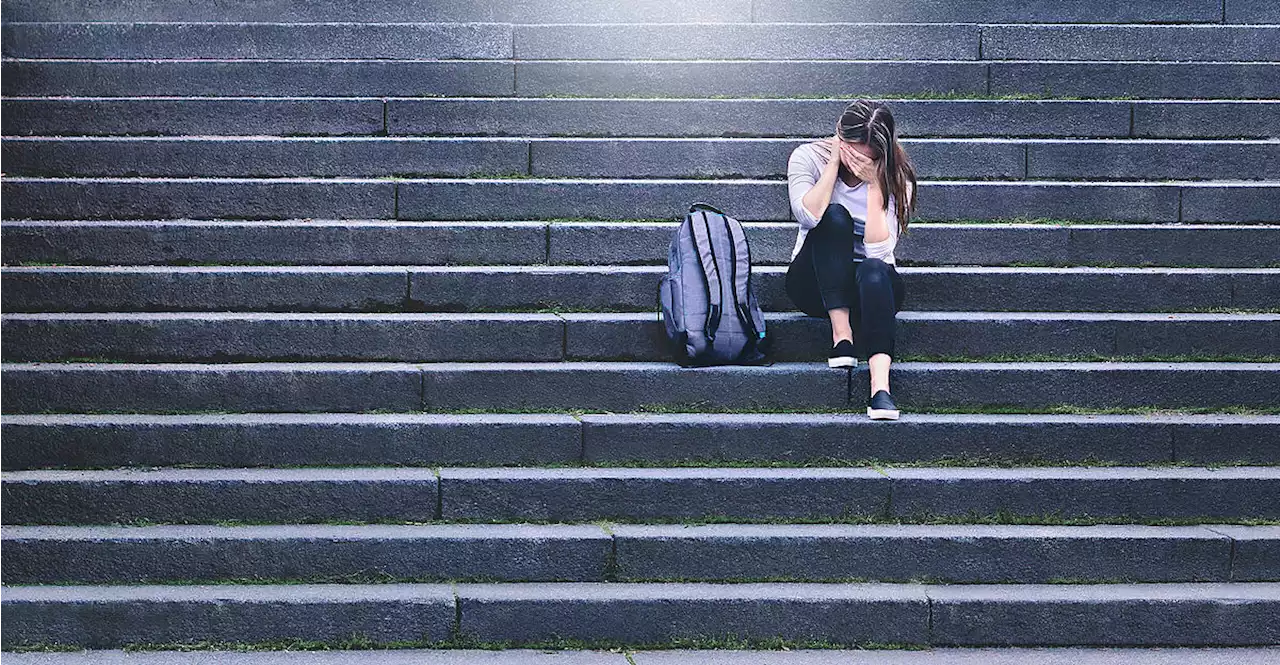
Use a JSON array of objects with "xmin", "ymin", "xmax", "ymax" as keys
[
  {"xmin": 856, "ymin": 257, "xmax": 892, "ymax": 285},
  {"xmin": 818, "ymin": 203, "xmax": 855, "ymax": 232}
]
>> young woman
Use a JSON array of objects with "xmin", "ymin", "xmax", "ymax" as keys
[{"xmin": 784, "ymin": 99, "xmax": 919, "ymax": 420}]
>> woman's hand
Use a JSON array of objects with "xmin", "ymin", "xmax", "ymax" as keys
[
  {"xmin": 840, "ymin": 142, "xmax": 880, "ymax": 186},
  {"xmin": 819, "ymin": 134, "xmax": 841, "ymax": 165}
]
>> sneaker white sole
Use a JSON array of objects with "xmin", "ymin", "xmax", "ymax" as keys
[
  {"xmin": 828, "ymin": 357, "xmax": 856, "ymax": 368},
  {"xmin": 867, "ymin": 407, "xmax": 900, "ymax": 420}
]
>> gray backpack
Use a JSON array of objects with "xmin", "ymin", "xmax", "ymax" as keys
[{"xmin": 657, "ymin": 202, "xmax": 771, "ymax": 367}]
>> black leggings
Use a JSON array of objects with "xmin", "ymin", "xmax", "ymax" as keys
[{"xmin": 785, "ymin": 203, "xmax": 906, "ymax": 359}]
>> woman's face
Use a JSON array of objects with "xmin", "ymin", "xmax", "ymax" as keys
[
  {"xmin": 842, "ymin": 140, "xmax": 877, "ymax": 159},
  {"xmin": 838, "ymin": 139, "xmax": 878, "ymax": 175}
]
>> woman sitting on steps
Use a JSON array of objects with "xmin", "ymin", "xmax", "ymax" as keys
[{"xmin": 784, "ymin": 99, "xmax": 919, "ymax": 420}]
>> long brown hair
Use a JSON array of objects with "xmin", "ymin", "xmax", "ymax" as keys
[{"xmin": 826, "ymin": 99, "xmax": 918, "ymax": 234}]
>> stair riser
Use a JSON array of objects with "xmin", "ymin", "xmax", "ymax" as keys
[
  {"xmin": 1, "ymin": 477, "xmax": 440, "ymax": 524},
  {"xmin": 0, "ymin": 587, "xmax": 456, "ymax": 649},
  {"xmin": 4, "ymin": 584, "xmax": 1276, "ymax": 649},
  {"xmin": 2, "ymin": 365, "xmax": 427, "ymax": 413},
  {"xmin": 4, "ymin": 316, "xmax": 1276, "ymax": 362},
  {"xmin": 439, "ymin": 476, "xmax": 1280, "ymax": 522},
  {"xmin": 2, "ymin": 99, "xmax": 387, "ymax": 137},
  {"xmin": 7, "ymin": 223, "xmax": 1278, "ymax": 268},
  {"xmin": 4, "ymin": 0, "xmax": 1256, "ymax": 24},
  {"xmin": 420, "ymin": 364, "xmax": 1280, "ymax": 412},
  {"xmin": 8, "ymin": 99, "xmax": 1277, "ymax": 139},
  {"xmin": 8, "ymin": 138, "xmax": 1279, "ymax": 181},
  {"xmin": 611, "ymin": 529, "xmax": 1266, "ymax": 583},
  {"xmin": 0, "ymin": 0, "xmax": 756, "ymax": 24},
  {"xmin": 926, "ymin": 592, "xmax": 1280, "ymax": 646},
  {"xmin": 3, "ymin": 532, "xmax": 612, "ymax": 584},
  {"xmin": 5, "ymin": 269, "xmax": 1276, "ymax": 313},
  {"xmin": 0, "ymin": 416, "xmax": 588, "ymax": 470},
  {"xmin": 2, "ymin": 222, "xmax": 553, "ymax": 267},
  {"xmin": 4, "ymin": 364, "xmax": 1277, "ymax": 413},
  {"xmin": 579, "ymin": 417, "xmax": 1280, "ymax": 466},
  {"xmin": 545, "ymin": 225, "xmax": 1280, "ymax": 268},
  {"xmin": 6, "ymin": 179, "xmax": 1277, "ymax": 223},
  {"xmin": 8, "ymin": 24, "xmax": 1278, "ymax": 62},
  {"xmin": 2, "ymin": 23, "xmax": 516, "ymax": 60},
  {"xmin": 2, "ymin": 61, "xmax": 515, "ymax": 97},
  {"xmin": 7, "ymin": 416, "xmax": 1277, "ymax": 470},
  {"xmin": 5, "ymin": 470, "xmax": 1277, "ymax": 524},
  {"xmin": 1, "ymin": 529, "xmax": 1255, "ymax": 584},
  {"xmin": 6, "ymin": 61, "xmax": 1279, "ymax": 99}
]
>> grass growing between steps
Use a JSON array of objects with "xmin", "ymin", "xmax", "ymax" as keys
[
  {"xmin": 536, "ymin": 91, "xmax": 1141, "ymax": 101},
  {"xmin": 6, "ymin": 635, "xmax": 929, "ymax": 654},
  {"xmin": 630, "ymin": 404, "xmax": 1280, "ymax": 416}
]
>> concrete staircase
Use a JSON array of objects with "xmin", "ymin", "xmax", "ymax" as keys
[{"xmin": 2, "ymin": 0, "xmax": 1279, "ymax": 659}]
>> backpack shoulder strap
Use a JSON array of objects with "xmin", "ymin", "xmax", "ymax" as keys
[
  {"xmin": 687, "ymin": 210, "xmax": 724, "ymax": 343},
  {"xmin": 721, "ymin": 214, "xmax": 761, "ymax": 340}
]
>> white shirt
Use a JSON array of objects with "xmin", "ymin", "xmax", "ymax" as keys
[{"xmin": 786, "ymin": 141, "xmax": 908, "ymax": 264}]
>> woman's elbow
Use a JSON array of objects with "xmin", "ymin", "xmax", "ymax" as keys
[{"xmin": 792, "ymin": 203, "xmax": 820, "ymax": 229}]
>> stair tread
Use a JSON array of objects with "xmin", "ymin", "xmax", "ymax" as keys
[
  {"xmin": 6, "ymin": 465, "xmax": 1278, "ymax": 481},
  {"xmin": 0, "ymin": 647, "xmax": 1276, "ymax": 664},
  {"xmin": 6, "ymin": 412, "xmax": 1277, "ymax": 424},
  {"xmin": 5, "ymin": 522, "xmax": 1277, "ymax": 539}
]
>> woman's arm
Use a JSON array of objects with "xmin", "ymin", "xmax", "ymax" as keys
[
  {"xmin": 788, "ymin": 137, "xmax": 841, "ymax": 229},
  {"xmin": 864, "ymin": 180, "xmax": 914, "ymax": 251},
  {"xmin": 864, "ymin": 180, "xmax": 889, "ymax": 244}
]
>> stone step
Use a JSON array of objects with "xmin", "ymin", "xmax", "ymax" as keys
[
  {"xmin": 5, "ymin": 178, "xmax": 1277, "ymax": 223},
  {"xmin": 2, "ymin": 0, "xmax": 1259, "ymax": 24},
  {"xmin": 2, "ymin": 97, "xmax": 389, "ymax": 137},
  {"xmin": 386, "ymin": 97, "xmax": 1280, "ymax": 140},
  {"xmin": 443, "ymin": 466, "xmax": 1280, "ymax": 523},
  {"xmin": 4, "ymin": 523, "xmax": 1275, "ymax": 584},
  {"xmin": 2, "ymin": 361, "xmax": 1277, "ymax": 414},
  {"xmin": 3, "ymin": 648, "xmax": 1280, "ymax": 665},
  {"xmin": 7, "ymin": 98, "xmax": 1277, "ymax": 139},
  {"xmin": 1, "ymin": 466, "xmax": 442, "ymax": 524},
  {"xmin": 4, "ymin": 266, "xmax": 1276, "ymax": 314},
  {"xmin": 6, "ymin": 23, "xmax": 1279, "ymax": 62},
  {"xmin": 514, "ymin": 24, "xmax": 1280, "ymax": 63},
  {"xmin": 5, "ymin": 60, "xmax": 1278, "ymax": 99},
  {"xmin": 6, "ymin": 221, "xmax": 1278, "ymax": 268},
  {"xmin": 7, "ymin": 137, "xmax": 1280, "ymax": 181},
  {"xmin": 2, "ymin": 60, "xmax": 517, "ymax": 97},
  {"xmin": 4, "ymin": 413, "xmax": 1276, "ymax": 470},
  {"xmin": 4, "ymin": 465, "xmax": 1279, "ymax": 524},
  {"xmin": 1, "ymin": 22, "xmax": 518, "ymax": 60},
  {"xmin": 7, "ymin": 60, "xmax": 1280, "ymax": 100},
  {"xmin": 554, "ymin": 312, "xmax": 1279, "ymax": 362},
  {"xmin": 4, "ymin": 312, "xmax": 1276, "ymax": 363},
  {"xmin": 2, "ymin": 523, "xmax": 610, "ymax": 584},
  {"xmin": 2, "ymin": 411, "xmax": 1269, "ymax": 470},
  {"xmin": 545, "ymin": 222, "xmax": 1280, "ymax": 268},
  {"xmin": 2, "ymin": 582, "xmax": 1278, "ymax": 648},
  {"xmin": 0, "ymin": 0, "xmax": 750, "ymax": 23}
]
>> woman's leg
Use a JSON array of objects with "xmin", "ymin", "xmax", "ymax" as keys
[
  {"xmin": 784, "ymin": 203, "xmax": 863, "ymax": 344},
  {"xmin": 850, "ymin": 258, "xmax": 906, "ymax": 393}
]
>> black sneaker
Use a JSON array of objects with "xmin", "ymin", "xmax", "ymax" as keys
[
  {"xmin": 827, "ymin": 339, "xmax": 856, "ymax": 368},
  {"xmin": 867, "ymin": 390, "xmax": 900, "ymax": 420}
]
